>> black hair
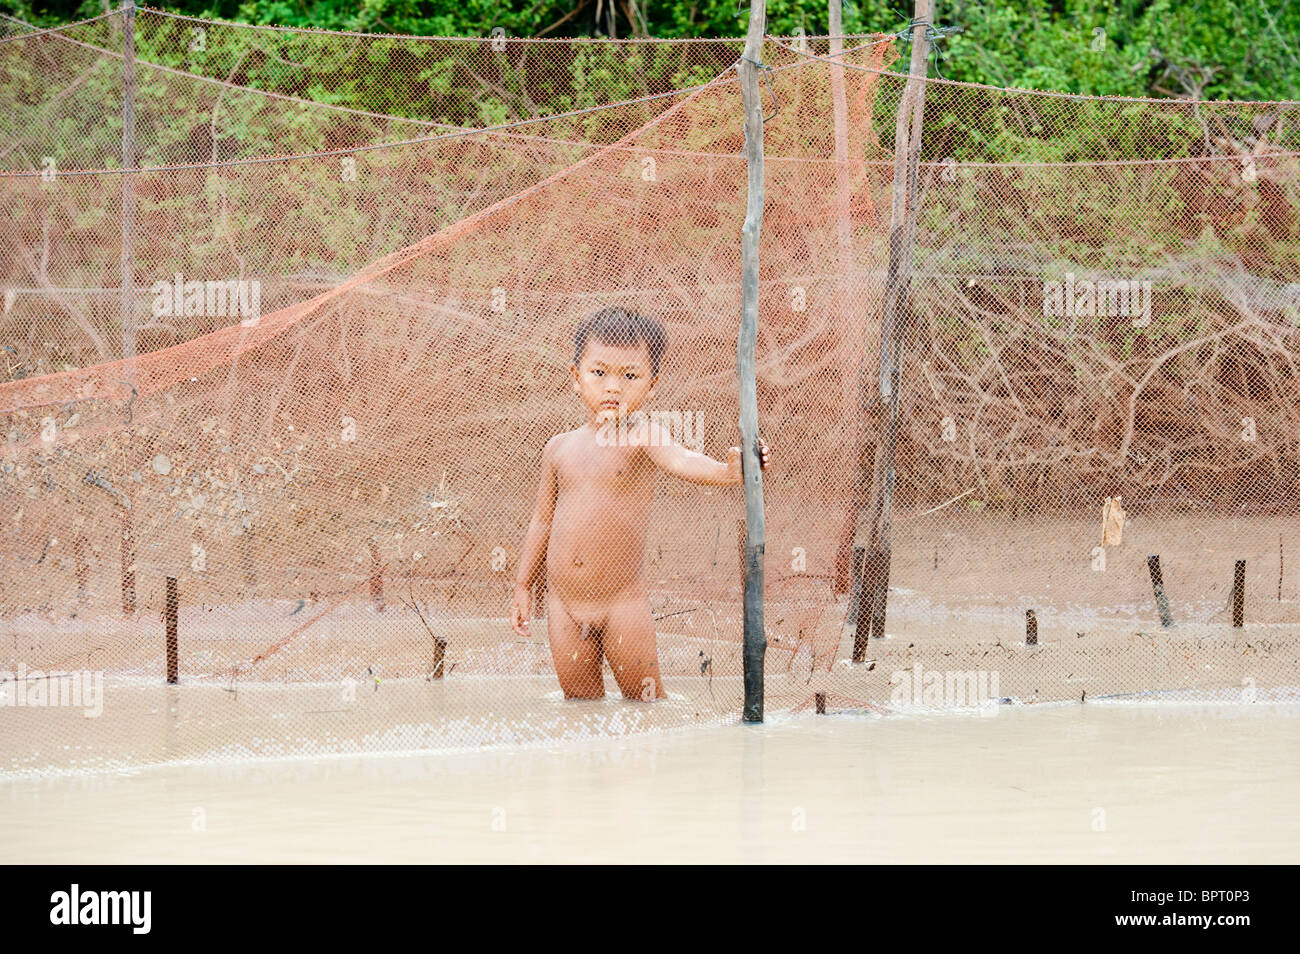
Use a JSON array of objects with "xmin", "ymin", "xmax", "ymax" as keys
[{"xmin": 573, "ymin": 307, "xmax": 667, "ymax": 376}]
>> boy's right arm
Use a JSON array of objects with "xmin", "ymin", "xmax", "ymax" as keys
[{"xmin": 510, "ymin": 435, "xmax": 560, "ymax": 636}]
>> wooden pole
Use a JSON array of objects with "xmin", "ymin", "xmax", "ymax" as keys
[
  {"xmin": 829, "ymin": 0, "xmax": 856, "ymax": 411},
  {"xmin": 120, "ymin": 1, "xmax": 137, "ymax": 365},
  {"xmin": 1026, "ymin": 608, "xmax": 1038, "ymax": 646},
  {"xmin": 829, "ymin": 0, "xmax": 864, "ymax": 596},
  {"xmin": 850, "ymin": 546, "xmax": 869, "ymax": 660},
  {"xmin": 431, "ymin": 636, "xmax": 447, "ymax": 679},
  {"xmin": 165, "ymin": 576, "xmax": 178, "ymax": 684},
  {"xmin": 849, "ymin": 0, "xmax": 933, "ymax": 654},
  {"xmin": 1147, "ymin": 554, "xmax": 1174, "ymax": 628},
  {"xmin": 739, "ymin": 0, "xmax": 768, "ymax": 724},
  {"xmin": 1232, "ymin": 559, "xmax": 1245, "ymax": 628}
]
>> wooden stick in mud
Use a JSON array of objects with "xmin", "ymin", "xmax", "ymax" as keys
[
  {"xmin": 1147, "ymin": 554, "xmax": 1174, "ymax": 628},
  {"xmin": 1233, "ymin": 559, "xmax": 1245, "ymax": 628},
  {"xmin": 165, "ymin": 576, "xmax": 178, "ymax": 684}
]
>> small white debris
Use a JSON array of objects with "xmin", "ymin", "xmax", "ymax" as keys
[{"xmin": 152, "ymin": 454, "xmax": 172, "ymax": 475}]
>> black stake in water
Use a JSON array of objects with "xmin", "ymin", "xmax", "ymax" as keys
[
  {"xmin": 165, "ymin": 576, "xmax": 178, "ymax": 684},
  {"xmin": 851, "ymin": 548, "xmax": 870, "ymax": 663},
  {"xmin": 1147, "ymin": 554, "xmax": 1174, "ymax": 628},
  {"xmin": 1233, "ymin": 559, "xmax": 1245, "ymax": 628}
]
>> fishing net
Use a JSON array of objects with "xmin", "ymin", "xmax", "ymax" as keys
[{"xmin": 2, "ymin": 7, "xmax": 1298, "ymax": 775}]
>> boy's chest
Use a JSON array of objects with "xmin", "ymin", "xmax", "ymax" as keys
[{"xmin": 555, "ymin": 442, "xmax": 650, "ymax": 493}]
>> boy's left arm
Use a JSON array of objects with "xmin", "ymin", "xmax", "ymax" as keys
[{"xmin": 641, "ymin": 419, "xmax": 770, "ymax": 486}]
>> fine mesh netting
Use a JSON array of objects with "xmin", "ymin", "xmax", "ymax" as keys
[{"xmin": 2, "ymin": 8, "xmax": 1298, "ymax": 775}]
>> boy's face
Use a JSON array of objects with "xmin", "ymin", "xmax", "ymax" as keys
[{"xmin": 571, "ymin": 338, "xmax": 657, "ymax": 424}]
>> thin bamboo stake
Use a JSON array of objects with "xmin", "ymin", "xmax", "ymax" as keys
[
  {"xmin": 165, "ymin": 576, "xmax": 179, "ymax": 684},
  {"xmin": 829, "ymin": 0, "xmax": 863, "ymax": 596},
  {"xmin": 850, "ymin": 0, "xmax": 933, "ymax": 656},
  {"xmin": 1233, "ymin": 559, "xmax": 1245, "ymax": 628},
  {"xmin": 120, "ymin": 1, "xmax": 137, "ymax": 365},
  {"xmin": 829, "ymin": 0, "xmax": 856, "ymax": 398},
  {"xmin": 739, "ymin": 0, "xmax": 768, "ymax": 723},
  {"xmin": 1147, "ymin": 554, "xmax": 1174, "ymax": 628}
]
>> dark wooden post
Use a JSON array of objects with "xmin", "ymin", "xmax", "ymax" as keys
[
  {"xmin": 850, "ymin": 547, "xmax": 869, "ymax": 662},
  {"xmin": 849, "ymin": 1, "xmax": 934, "ymax": 646},
  {"xmin": 165, "ymin": 576, "xmax": 178, "ymax": 684},
  {"xmin": 738, "ymin": 0, "xmax": 768, "ymax": 723},
  {"xmin": 1026, "ymin": 608, "xmax": 1038, "ymax": 645},
  {"xmin": 1232, "ymin": 559, "xmax": 1245, "ymax": 628},
  {"xmin": 1147, "ymin": 554, "xmax": 1174, "ymax": 628},
  {"xmin": 431, "ymin": 636, "xmax": 447, "ymax": 679}
]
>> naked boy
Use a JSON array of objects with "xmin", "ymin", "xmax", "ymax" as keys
[{"xmin": 509, "ymin": 307, "xmax": 770, "ymax": 700}]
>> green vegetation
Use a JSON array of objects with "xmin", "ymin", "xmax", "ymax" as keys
[{"xmin": 3, "ymin": 1, "xmax": 1298, "ymax": 101}]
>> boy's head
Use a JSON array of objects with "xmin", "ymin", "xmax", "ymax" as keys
[
  {"xmin": 573, "ymin": 308, "xmax": 666, "ymax": 376},
  {"xmin": 571, "ymin": 308, "xmax": 666, "ymax": 421}
]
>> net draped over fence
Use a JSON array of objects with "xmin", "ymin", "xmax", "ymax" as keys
[{"xmin": 1, "ymin": 7, "xmax": 1298, "ymax": 775}]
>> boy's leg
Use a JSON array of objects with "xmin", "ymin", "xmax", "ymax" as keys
[
  {"xmin": 546, "ymin": 593, "xmax": 606, "ymax": 699},
  {"xmin": 601, "ymin": 591, "xmax": 666, "ymax": 701}
]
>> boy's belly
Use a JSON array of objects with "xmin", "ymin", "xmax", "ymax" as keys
[{"xmin": 547, "ymin": 498, "xmax": 649, "ymax": 607}]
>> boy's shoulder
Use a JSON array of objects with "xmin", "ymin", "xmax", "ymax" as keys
[{"xmin": 542, "ymin": 426, "xmax": 586, "ymax": 457}]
